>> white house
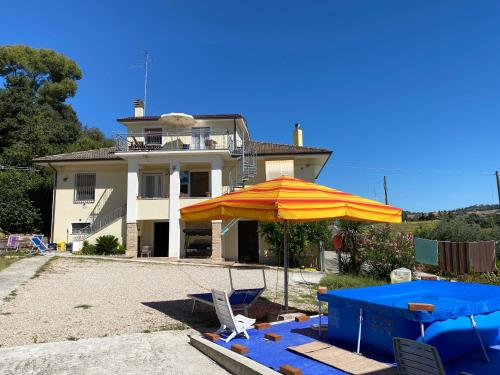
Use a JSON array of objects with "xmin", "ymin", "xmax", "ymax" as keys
[{"xmin": 33, "ymin": 100, "xmax": 332, "ymax": 263}]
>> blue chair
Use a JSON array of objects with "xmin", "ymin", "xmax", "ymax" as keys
[{"xmin": 31, "ymin": 236, "xmax": 48, "ymax": 252}]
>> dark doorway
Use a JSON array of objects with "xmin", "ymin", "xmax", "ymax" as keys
[
  {"xmin": 238, "ymin": 221, "xmax": 259, "ymax": 263},
  {"xmin": 190, "ymin": 172, "xmax": 209, "ymax": 197},
  {"xmin": 154, "ymin": 222, "xmax": 169, "ymax": 257}
]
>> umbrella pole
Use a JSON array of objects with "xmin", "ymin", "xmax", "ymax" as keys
[{"xmin": 283, "ymin": 220, "xmax": 289, "ymax": 312}]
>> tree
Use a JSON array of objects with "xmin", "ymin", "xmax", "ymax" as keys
[
  {"xmin": 0, "ymin": 45, "xmax": 111, "ymax": 235},
  {"xmin": 258, "ymin": 221, "xmax": 331, "ymax": 267},
  {"xmin": 336, "ymin": 220, "xmax": 367, "ymax": 274}
]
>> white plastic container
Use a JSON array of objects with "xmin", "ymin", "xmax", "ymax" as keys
[{"xmin": 390, "ymin": 267, "xmax": 412, "ymax": 284}]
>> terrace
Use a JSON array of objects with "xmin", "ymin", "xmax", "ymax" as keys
[{"xmin": 114, "ymin": 129, "xmax": 238, "ymax": 153}]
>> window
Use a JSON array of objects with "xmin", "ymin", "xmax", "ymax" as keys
[
  {"xmin": 75, "ymin": 173, "xmax": 96, "ymax": 202},
  {"xmin": 144, "ymin": 128, "xmax": 162, "ymax": 149},
  {"xmin": 71, "ymin": 222, "xmax": 91, "ymax": 235},
  {"xmin": 190, "ymin": 172, "xmax": 209, "ymax": 197},
  {"xmin": 142, "ymin": 173, "xmax": 163, "ymax": 198},
  {"xmin": 180, "ymin": 171, "xmax": 190, "ymax": 195},
  {"xmin": 191, "ymin": 127, "xmax": 210, "ymax": 149}
]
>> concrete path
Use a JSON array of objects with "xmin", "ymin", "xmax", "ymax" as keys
[
  {"xmin": 0, "ymin": 331, "xmax": 228, "ymax": 375},
  {"xmin": 0, "ymin": 256, "xmax": 50, "ymax": 305}
]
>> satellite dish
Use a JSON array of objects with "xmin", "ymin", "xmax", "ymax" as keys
[{"xmin": 160, "ymin": 113, "xmax": 196, "ymax": 126}]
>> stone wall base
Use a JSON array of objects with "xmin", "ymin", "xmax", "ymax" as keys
[{"xmin": 126, "ymin": 223, "xmax": 138, "ymax": 257}]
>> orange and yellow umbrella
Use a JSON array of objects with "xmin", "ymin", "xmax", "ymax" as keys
[
  {"xmin": 180, "ymin": 176, "xmax": 402, "ymax": 310},
  {"xmin": 180, "ymin": 176, "xmax": 402, "ymax": 223}
]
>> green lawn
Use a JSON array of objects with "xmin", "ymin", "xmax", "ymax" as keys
[
  {"xmin": 0, "ymin": 256, "xmax": 20, "ymax": 272},
  {"xmin": 319, "ymin": 274, "xmax": 387, "ymax": 290}
]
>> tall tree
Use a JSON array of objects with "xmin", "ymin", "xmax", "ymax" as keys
[{"xmin": 0, "ymin": 45, "xmax": 110, "ymax": 235}]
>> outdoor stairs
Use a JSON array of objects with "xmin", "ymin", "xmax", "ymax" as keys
[{"xmin": 229, "ymin": 134, "xmax": 257, "ymax": 191}]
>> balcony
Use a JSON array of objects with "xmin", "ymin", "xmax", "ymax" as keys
[{"xmin": 115, "ymin": 130, "xmax": 236, "ymax": 153}]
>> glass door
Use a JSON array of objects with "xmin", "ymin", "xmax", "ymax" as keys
[{"xmin": 191, "ymin": 127, "xmax": 210, "ymax": 150}]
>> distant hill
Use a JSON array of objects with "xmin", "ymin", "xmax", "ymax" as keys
[{"xmin": 404, "ymin": 204, "xmax": 500, "ymax": 227}]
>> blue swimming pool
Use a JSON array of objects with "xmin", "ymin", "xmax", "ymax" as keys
[{"xmin": 318, "ymin": 280, "xmax": 500, "ymax": 363}]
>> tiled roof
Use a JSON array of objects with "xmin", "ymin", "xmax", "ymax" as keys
[
  {"xmin": 250, "ymin": 141, "xmax": 331, "ymax": 155},
  {"xmin": 117, "ymin": 114, "xmax": 244, "ymax": 122},
  {"xmin": 32, "ymin": 147, "xmax": 120, "ymax": 163},
  {"xmin": 32, "ymin": 142, "xmax": 331, "ymax": 163}
]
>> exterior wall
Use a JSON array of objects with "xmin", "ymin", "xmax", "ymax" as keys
[
  {"xmin": 52, "ymin": 163, "xmax": 127, "ymax": 244},
  {"xmin": 137, "ymin": 199, "xmax": 169, "ymax": 220},
  {"xmin": 86, "ymin": 217, "xmax": 126, "ymax": 243},
  {"xmin": 123, "ymin": 118, "xmax": 244, "ymax": 151},
  {"xmin": 49, "ymin": 144, "xmax": 324, "ymax": 264}
]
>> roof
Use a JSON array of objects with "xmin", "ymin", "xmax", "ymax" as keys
[
  {"xmin": 117, "ymin": 114, "xmax": 244, "ymax": 122},
  {"xmin": 250, "ymin": 141, "xmax": 331, "ymax": 156},
  {"xmin": 32, "ymin": 147, "xmax": 120, "ymax": 163},
  {"xmin": 32, "ymin": 142, "xmax": 331, "ymax": 163}
]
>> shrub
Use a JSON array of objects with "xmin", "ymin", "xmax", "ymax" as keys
[
  {"xmin": 116, "ymin": 244, "xmax": 126, "ymax": 255},
  {"xmin": 80, "ymin": 241, "xmax": 96, "ymax": 255},
  {"xmin": 258, "ymin": 221, "xmax": 331, "ymax": 267},
  {"xmin": 319, "ymin": 274, "xmax": 386, "ymax": 290},
  {"xmin": 415, "ymin": 217, "xmax": 484, "ymax": 242},
  {"xmin": 94, "ymin": 235, "xmax": 119, "ymax": 255},
  {"xmin": 336, "ymin": 220, "xmax": 367, "ymax": 274},
  {"xmin": 361, "ymin": 224, "xmax": 414, "ymax": 280}
]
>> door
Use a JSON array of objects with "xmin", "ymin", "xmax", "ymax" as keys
[
  {"xmin": 190, "ymin": 172, "xmax": 209, "ymax": 197},
  {"xmin": 191, "ymin": 127, "xmax": 210, "ymax": 149},
  {"xmin": 154, "ymin": 222, "xmax": 169, "ymax": 257},
  {"xmin": 238, "ymin": 221, "xmax": 259, "ymax": 263}
]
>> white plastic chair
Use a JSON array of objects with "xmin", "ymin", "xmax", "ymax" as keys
[{"xmin": 212, "ymin": 289, "xmax": 256, "ymax": 343}]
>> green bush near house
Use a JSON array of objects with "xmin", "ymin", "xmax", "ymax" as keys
[
  {"xmin": 116, "ymin": 244, "xmax": 126, "ymax": 255},
  {"xmin": 362, "ymin": 224, "xmax": 414, "ymax": 280},
  {"xmin": 80, "ymin": 241, "xmax": 96, "ymax": 255},
  {"xmin": 95, "ymin": 235, "xmax": 120, "ymax": 255}
]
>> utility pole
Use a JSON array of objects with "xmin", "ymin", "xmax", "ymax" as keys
[
  {"xmin": 496, "ymin": 171, "xmax": 500, "ymax": 208},
  {"xmin": 383, "ymin": 176, "xmax": 389, "ymax": 205}
]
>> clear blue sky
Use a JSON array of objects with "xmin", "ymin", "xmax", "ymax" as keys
[{"xmin": 2, "ymin": 0, "xmax": 500, "ymax": 212}]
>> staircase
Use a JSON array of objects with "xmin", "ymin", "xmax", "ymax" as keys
[
  {"xmin": 73, "ymin": 188, "xmax": 127, "ymax": 241},
  {"xmin": 73, "ymin": 205, "xmax": 127, "ymax": 241},
  {"xmin": 229, "ymin": 132, "xmax": 257, "ymax": 191}
]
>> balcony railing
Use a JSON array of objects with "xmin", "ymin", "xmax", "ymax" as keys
[{"xmin": 114, "ymin": 130, "xmax": 236, "ymax": 153}]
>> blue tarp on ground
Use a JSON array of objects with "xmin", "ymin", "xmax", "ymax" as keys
[
  {"xmin": 215, "ymin": 316, "xmax": 394, "ymax": 374},
  {"xmin": 211, "ymin": 316, "xmax": 499, "ymax": 374},
  {"xmin": 318, "ymin": 280, "xmax": 500, "ymax": 323}
]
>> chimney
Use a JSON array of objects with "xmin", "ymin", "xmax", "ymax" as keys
[
  {"xmin": 293, "ymin": 123, "xmax": 303, "ymax": 147},
  {"xmin": 134, "ymin": 99, "xmax": 144, "ymax": 117}
]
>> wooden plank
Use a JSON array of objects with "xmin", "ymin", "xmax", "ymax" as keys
[
  {"xmin": 288, "ymin": 341, "xmax": 396, "ymax": 375},
  {"xmin": 407, "ymin": 303, "xmax": 435, "ymax": 312}
]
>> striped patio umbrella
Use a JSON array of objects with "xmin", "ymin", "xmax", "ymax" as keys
[{"xmin": 180, "ymin": 176, "xmax": 402, "ymax": 310}]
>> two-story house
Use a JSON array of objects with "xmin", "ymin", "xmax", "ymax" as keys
[{"xmin": 33, "ymin": 100, "xmax": 332, "ymax": 264}]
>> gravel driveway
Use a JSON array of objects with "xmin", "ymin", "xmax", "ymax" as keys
[{"xmin": 0, "ymin": 257, "xmax": 315, "ymax": 348}]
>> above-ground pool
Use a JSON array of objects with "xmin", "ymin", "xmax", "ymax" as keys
[{"xmin": 318, "ymin": 280, "xmax": 500, "ymax": 363}]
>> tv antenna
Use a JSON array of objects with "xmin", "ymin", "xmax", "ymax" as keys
[{"xmin": 131, "ymin": 51, "xmax": 151, "ymax": 115}]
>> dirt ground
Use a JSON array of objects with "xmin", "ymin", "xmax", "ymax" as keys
[{"xmin": 0, "ymin": 257, "xmax": 316, "ymax": 348}]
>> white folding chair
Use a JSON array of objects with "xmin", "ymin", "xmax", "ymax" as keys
[{"xmin": 212, "ymin": 289, "xmax": 256, "ymax": 343}]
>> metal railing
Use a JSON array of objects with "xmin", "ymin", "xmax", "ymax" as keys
[
  {"xmin": 115, "ymin": 130, "xmax": 235, "ymax": 153},
  {"xmin": 73, "ymin": 204, "xmax": 126, "ymax": 240}
]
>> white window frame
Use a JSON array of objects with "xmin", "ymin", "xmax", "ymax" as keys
[
  {"xmin": 74, "ymin": 173, "xmax": 96, "ymax": 203},
  {"xmin": 70, "ymin": 222, "xmax": 92, "ymax": 235},
  {"xmin": 180, "ymin": 169, "xmax": 211, "ymax": 198},
  {"xmin": 191, "ymin": 126, "xmax": 211, "ymax": 150},
  {"xmin": 141, "ymin": 173, "xmax": 164, "ymax": 199}
]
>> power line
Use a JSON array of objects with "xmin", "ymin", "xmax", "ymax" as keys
[
  {"xmin": 0, "ymin": 165, "xmax": 39, "ymax": 172},
  {"xmin": 334, "ymin": 164, "xmax": 495, "ymax": 176}
]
